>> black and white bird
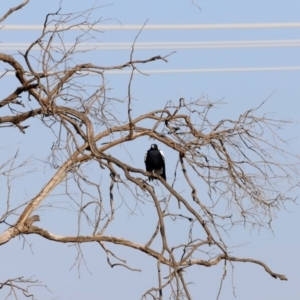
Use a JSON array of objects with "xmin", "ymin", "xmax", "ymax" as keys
[{"xmin": 144, "ymin": 144, "xmax": 166, "ymax": 181}]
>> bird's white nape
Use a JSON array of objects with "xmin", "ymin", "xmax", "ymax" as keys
[{"xmin": 159, "ymin": 150, "xmax": 165, "ymax": 160}]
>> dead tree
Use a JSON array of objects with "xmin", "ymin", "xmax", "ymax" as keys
[{"xmin": 0, "ymin": 2, "xmax": 299, "ymax": 299}]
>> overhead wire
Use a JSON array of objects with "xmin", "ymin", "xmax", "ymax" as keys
[
  {"xmin": 2, "ymin": 22, "xmax": 300, "ymax": 31},
  {"xmin": 1, "ymin": 66, "xmax": 300, "ymax": 76},
  {"xmin": 1, "ymin": 40, "xmax": 300, "ymax": 51}
]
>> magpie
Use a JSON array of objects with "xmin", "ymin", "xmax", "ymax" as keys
[{"xmin": 144, "ymin": 144, "xmax": 166, "ymax": 181}]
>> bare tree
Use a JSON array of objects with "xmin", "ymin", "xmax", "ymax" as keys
[{"xmin": 0, "ymin": 2, "xmax": 299, "ymax": 299}]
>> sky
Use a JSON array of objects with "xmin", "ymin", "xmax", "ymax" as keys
[{"xmin": 0, "ymin": 1, "xmax": 300, "ymax": 299}]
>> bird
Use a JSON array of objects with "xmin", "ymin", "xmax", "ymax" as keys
[{"xmin": 144, "ymin": 144, "xmax": 166, "ymax": 181}]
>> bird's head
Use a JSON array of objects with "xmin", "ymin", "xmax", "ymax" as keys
[{"xmin": 151, "ymin": 144, "xmax": 158, "ymax": 149}]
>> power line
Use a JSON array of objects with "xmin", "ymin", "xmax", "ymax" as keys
[
  {"xmin": 2, "ymin": 22, "xmax": 300, "ymax": 31},
  {"xmin": 1, "ymin": 66, "xmax": 300, "ymax": 76},
  {"xmin": 1, "ymin": 40, "xmax": 300, "ymax": 51},
  {"xmin": 106, "ymin": 66, "xmax": 300, "ymax": 74}
]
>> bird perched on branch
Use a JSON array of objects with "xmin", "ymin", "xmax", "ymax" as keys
[{"xmin": 144, "ymin": 144, "xmax": 166, "ymax": 181}]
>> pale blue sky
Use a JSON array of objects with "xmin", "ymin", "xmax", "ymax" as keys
[{"xmin": 1, "ymin": 1, "xmax": 300, "ymax": 299}]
